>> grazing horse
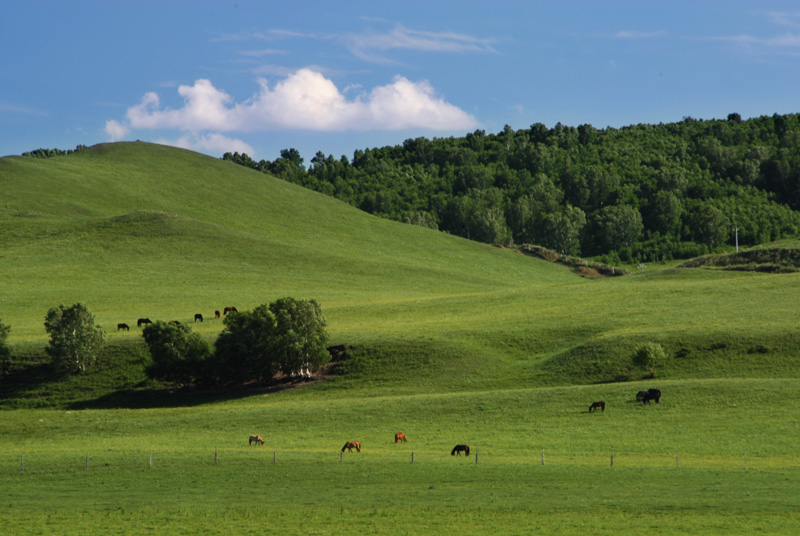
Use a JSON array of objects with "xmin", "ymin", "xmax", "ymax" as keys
[
  {"xmin": 341, "ymin": 441, "xmax": 361, "ymax": 453},
  {"xmin": 169, "ymin": 320, "xmax": 181, "ymax": 326},
  {"xmin": 137, "ymin": 318, "xmax": 152, "ymax": 327},
  {"xmin": 589, "ymin": 401, "xmax": 605, "ymax": 413},
  {"xmin": 214, "ymin": 310, "xmax": 221, "ymax": 319},
  {"xmin": 249, "ymin": 435, "xmax": 264, "ymax": 446},
  {"xmin": 395, "ymin": 432, "xmax": 407, "ymax": 444},
  {"xmin": 117, "ymin": 323, "xmax": 130, "ymax": 331},
  {"xmin": 223, "ymin": 306, "xmax": 237, "ymax": 315},
  {"xmin": 646, "ymin": 388, "xmax": 661, "ymax": 404},
  {"xmin": 451, "ymin": 445, "xmax": 470, "ymax": 456},
  {"xmin": 194, "ymin": 313, "xmax": 203, "ymax": 322},
  {"xmin": 636, "ymin": 390, "xmax": 649, "ymax": 403}
]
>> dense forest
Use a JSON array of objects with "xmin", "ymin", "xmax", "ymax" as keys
[{"xmin": 223, "ymin": 113, "xmax": 800, "ymax": 264}]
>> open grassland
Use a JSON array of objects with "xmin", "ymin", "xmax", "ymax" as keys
[
  {"xmin": 1, "ymin": 143, "xmax": 799, "ymax": 534},
  {"xmin": 1, "ymin": 379, "xmax": 799, "ymax": 535}
]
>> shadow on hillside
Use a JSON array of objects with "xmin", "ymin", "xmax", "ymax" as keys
[{"xmin": 68, "ymin": 380, "xmax": 311, "ymax": 410}]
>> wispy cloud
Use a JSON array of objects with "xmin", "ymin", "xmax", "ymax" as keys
[
  {"xmin": 614, "ymin": 30, "xmax": 667, "ymax": 39},
  {"xmin": 345, "ymin": 25, "xmax": 497, "ymax": 63},
  {"xmin": 0, "ymin": 101, "xmax": 47, "ymax": 116},
  {"xmin": 767, "ymin": 11, "xmax": 800, "ymax": 28}
]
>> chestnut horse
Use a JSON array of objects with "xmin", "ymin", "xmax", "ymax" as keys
[
  {"xmin": 249, "ymin": 435, "xmax": 264, "ymax": 446},
  {"xmin": 451, "ymin": 445, "xmax": 470, "ymax": 456},
  {"xmin": 341, "ymin": 441, "xmax": 361, "ymax": 453},
  {"xmin": 395, "ymin": 432, "xmax": 407, "ymax": 444},
  {"xmin": 589, "ymin": 401, "xmax": 605, "ymax": 413},
  {"xmin": 223, "ymin": 306, "xmax": 237, "ymax": 315}
]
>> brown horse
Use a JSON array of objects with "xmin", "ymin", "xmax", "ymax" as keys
[
  {"xmin": 342, "ymin": 441, "xmax": 361, "ymax": 453},
  {"xmin": 589, "ymin": 401, "xmax": 605, "ymax": 413},
  {"xmin": 117, "ymin": 323, "xmax": 130, "ymax": 331},
  {"xmin": 137, "ymin": 318, "xmax": 152, "ymax": 327},
  {"xmin": 194, "ymin": 313, "xmax": 203, "ymax": 322},
  {"xmin": 395, "ymin": 432, "xmax": 407, "ymax": 444},
  {"xmin": 223, "ymin": 306, "xmax": 237, "ymax": 315},
  {"xmin": 249, "ymin": 435, "xmax": 264, "ymax": 446},
  {"xmin": 451, "ymin": 445, "xmax": 470, "ymax": 456},
  {"xmin": 215, "ymin": 310, "xmax": 221, "ymax": 319}
]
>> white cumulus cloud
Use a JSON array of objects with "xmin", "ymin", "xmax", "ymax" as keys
[{"xmin": 124, "ymin": 69, "xmax": 476, "ymax": 133}]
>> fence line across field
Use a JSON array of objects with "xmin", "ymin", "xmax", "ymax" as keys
[{"xmin": 5, "ymin": 448, "xmax": 778, "ymax": 474}]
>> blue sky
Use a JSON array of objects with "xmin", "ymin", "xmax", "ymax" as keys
[{"xmin": 3, "ymin": 1, "xmax": 800, "ymax": 162}]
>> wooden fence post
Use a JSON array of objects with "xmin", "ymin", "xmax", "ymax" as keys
[
  {"xmin": 20, "ymin": 455, "xmax": 24, "ymax": 474},
  {"xmin": 541, "ymin": 450, "xmax": 545, "ymax": 466},
  {"xmin": 475, "ymin": 450, "xmax": 478, "ymax": 464},
  {"xmin": 676, "ymin": 453, "xmax": 679, "ymax": 469},
  {"xmin": 215, "ymin": 447, "xmax": 218, "ymax": 465},
  {"xmin": 150, "ymin": 450, "xmax": 153, "ymax": 469},
  {"xmin": 411, "ymin": 451, "xmax": 414, "ymax": 464},
  {"xmin": 610, "ymin": 449, "xmax": 614, "ymax": 468},
  {"xmin": 273, "ymin": 451, "xmax": 276, "ymax": 464},
  {"xmin": 340, "ymin": 451, "xmax": 343, "ymax": 464},
  {"xmin": 744, "ymin": 453, "xmax": 747, "ymax": 471},
  {"xmin": 85, "ymin": 454, "xmax": 89, "ymax": 471}
]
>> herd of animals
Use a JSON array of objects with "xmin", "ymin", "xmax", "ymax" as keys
[
  {"xmin": 115, "ymin": 306, "xmax": 239, "ymax": 332},
  {"xmin": 589, "ymin": 387, "xmax": 661, "ymax": 413},
  {"xmin": 246, "ymin": 390, "xmax": 662, "ymax": 457}
]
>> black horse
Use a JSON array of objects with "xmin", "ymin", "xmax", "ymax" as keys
[
  {"xmin": 137, "ymin": 318, "xmax": 152, "ymax": 327},
  {"xmin": 636, "ymin": 390, "xmax": 649, "ymax": 402},
  {"xmin": 645, "ymin": 388, "xmax": 661, "ymax": 404},
  {"xmin": 117, "ymin": 323, "xmax": 130, "ymax": 331},
  {"xmin": 451, "ymin": 445, "xmax": 470, "ymax": 456},
  {"xmin": 194, "ymin": 313, "xmax": 203, "ymax": 322},
  {"xmin": 589, "ymin": 401, "xmax": 605, "ymax": 413}
]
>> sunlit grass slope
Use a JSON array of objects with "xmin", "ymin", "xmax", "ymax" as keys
[
  {"xmin": 2, "ymin": 141, "xmax": 799, "ymax": 398},
  {"xmin": 0, "ymin": 142, "xmax": 574, "ymax": 342}
]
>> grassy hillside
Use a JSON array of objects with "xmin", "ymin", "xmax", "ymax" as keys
[{"xmin": 2, "ymin": 142, "xmax": 800, "ymax": 534}]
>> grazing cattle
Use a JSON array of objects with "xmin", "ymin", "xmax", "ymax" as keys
[
  {"xmin": 341, "ymin": 441, "xmax": 361, "ymax": 453},
  {"xmin": 223, "ymin": 306, "xmax": 237, "ymax": 315},
  {"xmin": 589, "ymin": 401, "xmax": 605, "ymax": 413},
  {"xmin": 214, "ymin": 310, "xmax": 221, "ymax": 319},
  {"xmin": 451, "ymin": 445, "xmax": 470, "ymax": 456},
  {"xmin": 395, "ymin": 432, "xmax": 407, "ymax": 444},
  {"xmin": 117, "ymin": 323, "xmax": 130, "ymax": 331},
  {"xmin": 137, "ymin": 318, "xmax": 152, "ymax": 327},
  {"xmin": 636, "ymin": 390, "xmax": 649, "ymax": 403},
  {"xmin": 249, "ymin": 435, "xmax": 264, "ymax": 446},
  {"xmin": 194, "ymin": 313, "xmax": 203, "ymax": 322}
]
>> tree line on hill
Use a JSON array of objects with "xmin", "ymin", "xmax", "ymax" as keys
[
  {"xmin": 224, "ymin": 113, "xmax": 800, "ymax": 264},
  {"xmin": 0, "ymin": 299, "xmax": 330, "ymax": 387}
]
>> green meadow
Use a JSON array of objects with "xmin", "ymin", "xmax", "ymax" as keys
[{"xmin": 1, "ymin": 143, "xmax": 799, "ymax": 535}]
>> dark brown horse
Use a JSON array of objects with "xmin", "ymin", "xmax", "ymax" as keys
[
  {"xmin": 137, "ymin": 318, "xmax": 152, "ymax": 327},
  {"xmin": 643, "ymin": 388, "xmax": 661, "ymax": 404},
  {"xmin": 194, "ymin": 313, "xmax": 203, "ymax": 322},
  {"xmin": 395, "ymin": 432, "xmax": 407, "ymax": 444},
  {"xmin": 341, "ymin": 441, "xmax": 361, "ymax": 453},
  {"xmin": 117, "ymin": 323, "xmax": 130, "ymax": 331},
  {"xmin": 589, "ymin": 401, "xmax": 605, "ymax": 413},
  {"xmin": 451, "ymin": 445, "xmax": 470, "ymax": 456},
  {"xmin": 215, "ymin": 310, "xmax": 221, "ymax": 319},
  {"xmin": 223, "ymin": 306, "xmax": 237, "ymax": 315}
]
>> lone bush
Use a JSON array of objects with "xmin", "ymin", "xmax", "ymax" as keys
[
  {"xmin": 632, "ymin": 342, "xmax": 668, "ymax": 377},
  {"xmin": 44, "ymin": 303, "xmax": 105, "ymax": 374}
]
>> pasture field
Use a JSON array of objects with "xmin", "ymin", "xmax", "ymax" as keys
[
  {"xmin": 1, "ymin": 379, "xmax": 799, "ymax": 535},
  {"xmin": 2, "ymin": 143, "xmax": 800, "ymax": 534}
]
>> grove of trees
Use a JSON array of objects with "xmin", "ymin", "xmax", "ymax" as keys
[
  {"xmin": 225, "ymin": 113, "xmax": 800, "ymax": 263},
  {"xmin": 142, "ymin": 298, "xmax": 330, "ymax": 386}
]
